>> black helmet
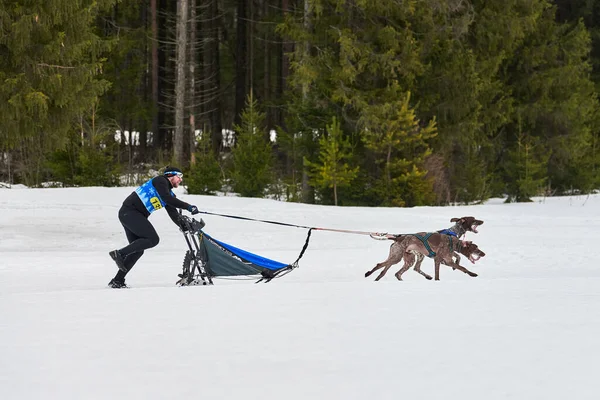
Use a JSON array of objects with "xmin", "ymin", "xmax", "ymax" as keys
[{"xmin": 163, "ymin": 166, "xmax": 183, "ymax": 177}]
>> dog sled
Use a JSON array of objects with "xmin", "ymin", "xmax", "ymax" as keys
[{"xmin": 176, "ymin": 215, "xmax": 298, "ymax": 286}]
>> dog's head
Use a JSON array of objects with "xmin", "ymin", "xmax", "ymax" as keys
[
  {"xmin": 459, "ymin": 240, "xmax": 486, "ymax": 264},
  {"xmin": 450, "ymin": 216, "xmax": 484, "ymax": 234}
]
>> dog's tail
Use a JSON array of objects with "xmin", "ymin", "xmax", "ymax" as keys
[
  {"xmin": 387, "ymin": 234, "xmax": 405, "ymax": 241},
  {"xmin": 369, "ymin": 233, "xmax": 402, "ymax": 241}
]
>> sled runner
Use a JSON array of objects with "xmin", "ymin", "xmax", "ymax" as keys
[{"xmin": 176, "ymin": 215, "xmax": 297, "ymax": 286}]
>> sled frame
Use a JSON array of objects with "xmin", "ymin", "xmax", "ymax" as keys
[{"xmin": 176, "ymin": 215, "xmax": 213, "ymax": 286}]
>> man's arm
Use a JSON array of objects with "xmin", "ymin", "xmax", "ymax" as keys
[
  {"xmin": 165, "ymin": 205, "xmax": 184, "ymax": 227},
  {"xmin": 153, "ymin": 176, "xmax": 191, "ymax": 210}
]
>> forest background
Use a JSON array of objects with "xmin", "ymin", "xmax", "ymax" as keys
[{"xmin": 1, "ymin": 0, "xmax": 599, "ymax": 206}]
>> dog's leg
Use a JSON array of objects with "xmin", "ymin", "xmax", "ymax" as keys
[
  {"xmin": 375, "ymin": 243, "xmax": 406, "ymax": 281},
  {"xmin": 447, "ymin": 260, "xmax": 478, "ymax": 277},
  {"xmin": 395, "ymin": 252, "xmax": 415, "ymax": 281},
  {"xmin": 434, "ymin": 259, "xmax": 442, "ymax": 281},
  {"xmin": 366, "ymin": 242, "xmax": 404, "ymax": 280},
  {"xmin": 376, "ymin": 265, "xmax": 394, "ymax": 281},
  {"xmin": 451, "ymin": 253, "xmax": 460, "ymax": 271},
  {"xmin": 412, "ymin": 253, "xmax": 432, "ymax": 280},
  {"xmin": 365, "ymin": 262, "xmax": 384, "ymax": 278},
  {"xmin": 366, "ymin": 242, "xmax": 394, "ymax": 277}
]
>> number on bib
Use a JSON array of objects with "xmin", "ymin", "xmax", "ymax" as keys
[{"xmin": 150, "ymin": 197, "xmax": 163, "ymax": 210}]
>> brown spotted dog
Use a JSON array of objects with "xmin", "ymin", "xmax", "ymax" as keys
[
  {"xmin": 396, "ymin": 240, "xmax": 485, "ymax": 281},
  {"xmin": 365, "ymin": 233, "xmax": 485, "ymax": 281},
  {"xmin": 437, "ymin": 216, "xmax": 484, "ymax": 239}
]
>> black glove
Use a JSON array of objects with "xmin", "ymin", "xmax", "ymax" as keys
[{"xmin": 187, "ymin": 205, "xmax": 199, "ymax": 215}]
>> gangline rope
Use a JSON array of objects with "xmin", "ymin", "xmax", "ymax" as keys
[{"xmin": 196, "ymin": 210, "xmax": 396, "ymax": 270}]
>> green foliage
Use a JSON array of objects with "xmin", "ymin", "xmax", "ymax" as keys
[
  {"xmin": 278, "ymin": 1, "xmax": 431, "ymax": 205},
  {"xmin": 451, "ymin": 147, "xmax": 493, "ymax": 205},
  {"xmin": 0, "ymin": 0, "xmax": 116, "ymax": 148},
  {"xmin": 4, "ymin": 0, "xmax": 600, "ymax": 204},
  {"xmin": 75, "ymin": 143, "xmax": 120, "ymax": 186},
  {"xmin": 504, "ymin": 132, "xmax": 549, "ymax": 203},
  {"xmin": 275, "ymin": 92, "xmax": 335, "ymax": 203},
  {"xmin": 360, "ymin": 89, "xmax": 437, "ymax": 207},
  {"xmin": 46, "ymin": 144, "xmax": 76, "ymax": 186},
  {"xmin": 97, "ymin": 0, "xmax": 151, "ymax": 132},
  {"xmin": 305, "ymin": 117, "xmax": 359, "ymax": 205},
  {"xmin": 230, "ymin": 93, "xmax": 274, "ymax": 197},
  {"xmin": 46, "ymin": 131, "xmax": 120, "ymax": 187},
  {"xmin": 186, "ymin": 133, "xmax": 223, "ymax": 195},
  {"xmin": 0, "ymin": 0, "xmax": 117, "ymax": 186},
  {"xmin": 505, "ymin": 9, "xmax": 600, "ymax": 196}
]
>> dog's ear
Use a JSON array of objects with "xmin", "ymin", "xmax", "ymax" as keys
[{"xmin": 450, "ymin": 217, "xmax": 460, "ymax": 222}]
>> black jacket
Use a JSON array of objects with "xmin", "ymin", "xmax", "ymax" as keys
[{"xmin": 122, "ymin": 176, "xmax": 191, "ymax": 225}]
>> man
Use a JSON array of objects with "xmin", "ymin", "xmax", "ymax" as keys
[{"xmin": 108, "ymin": 166, "xmax": 199, "ymax": 288}]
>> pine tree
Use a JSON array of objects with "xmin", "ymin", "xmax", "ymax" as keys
[
  {"xmin": 504, "ymin": 126, "xmax": 549, "ymax": 202},
  {"xmin": 360, "ymin": 88, "xmax": 437, "ymax": 207},
  {"xmin": 97, "ymin": 0, "xmax": 151, "ymax": 161},
  {"xmin": 230, "ymin": 92, "xmax": 274, "ymax": 197},
  {"xmin": 279, "ymin": 2, "xmax": 411, "ymax": 203},
  {"xmin": 0, "ymin": 0, "xmax": 116, "ymax": 185},
  {"xmin": 410, "ymin": 1, "xmax": 487, "ymax": 204},
  {"xmin": 505, "ymin": 6, "xmax": 600, "ymax": 195},
  {"xmin": 187, "ymin": 132, "xmax": 222, "ymax": 195},
  {"xmin": 305, "ymin": 117, "xmax": 358, "ymax": 206}
]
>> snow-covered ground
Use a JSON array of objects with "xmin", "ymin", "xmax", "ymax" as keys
[{"xmin": 1, "ymin": 186, "xmax": 599, "ymax": 399}]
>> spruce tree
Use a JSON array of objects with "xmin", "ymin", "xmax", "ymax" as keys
[
  {"xmin": 504, "ymin": 121, "xmax": 549, "ymax": 202},
  {"xmin": 278, "ymin": 1, "xmax": 432, "ymax": 206},
  {"xmin": 0, "ymin": 0, "xmax": 116, "ymax": 185},
  {"xmin": 305, "ymin": 117, "xmax": 358, "ymax": 206},
  {"xmin": 230, "ymin": 92, "xmax": 274, "ymax": 197},
  {"xmin": 97, "ymin": 0, "xmax": 151, "ymax": 155},
  {"xmin": 506, "ymin": 7, "xmax": 600, "ymax": 195},
  {"xmin": 187, "ymin": 132, "xmax": 222, "ymax": 195},
  {"xmin": 360, "ymin": 89, "xmax": 437, "ymax": 207}
]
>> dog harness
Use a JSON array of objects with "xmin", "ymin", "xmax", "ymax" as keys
[
  {"xmin": 437, "ymin": 228, "xmax": 458, "ymax": 237},
  {"xmin": 411, "ymin": 232, "xmax": 437, "ymax": 258}
]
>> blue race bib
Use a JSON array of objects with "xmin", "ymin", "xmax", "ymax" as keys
[{"xmin": 135, "ymin": 178, "xmax": 174, "ymax": 214}]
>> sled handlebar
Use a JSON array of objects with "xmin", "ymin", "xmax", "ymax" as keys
[{"xmin": 178, "ymin": 213, "xmax": 206, "ymax": 233}]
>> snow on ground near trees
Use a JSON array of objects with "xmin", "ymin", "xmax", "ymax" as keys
[{"xmin": 1, "ymin": 186, "xmax": 599, "ymax": 399}]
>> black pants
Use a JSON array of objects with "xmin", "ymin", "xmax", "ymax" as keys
[{"xmin": 116, "ymin": 206, "xmax": 160, "ymax": 275}]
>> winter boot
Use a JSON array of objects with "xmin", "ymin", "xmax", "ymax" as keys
[
  {"xmin": 108, "ymin": 278, "xmax": 128, "ymax": 289},
  {"xmin": 109, "ymin": 250, "xmax": 127, "ymax": 272}
]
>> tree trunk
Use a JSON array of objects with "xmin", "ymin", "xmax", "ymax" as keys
[
  {"xmin": 279, "ymin": 0, "xmax": 292, "ymax": 176},
  {"xmin": 300, "ymin": 0, "xmax": 314, "ymax": 203},
  {"xmin": 278, "ymin": 0, "xmax": 291, "ymax": 130},
  {"xmin": 157, "ymin": 0, "xmax": 176, "ymax": 158},
  {"xmin": 174, "ymin": 0, "xmax": 189, "ymax": 166},
  {"xmin": 189, "ymin": 0, "xmax": 197, "ymax": 166},
  {"xmin": 210, "ymin": 0, "xmax": 222, "ymax": 155},
  {"xmin": 334, "ymin": 183, "xmax": 338, "ymax": 206},
  {"xmin": 150, "ymin": 0, "xmax": 159, "ymax": 158},
  {"xmin": 234, "ymin": 0, "xmax": 248, "ymax": 129},
  {"xmin": 263, "ymin": 0, "xmax": 271, "ymax": 132}
]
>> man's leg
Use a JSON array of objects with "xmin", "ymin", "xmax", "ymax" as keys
[
  {"xmin": 110, "ymin": 207, "xmax": 159, "ymax": 282},
  {"xmin": 117, "ymin": 208, "xmax": 160, "ymax": 256},
  {"xmin": 112, "ymin": 228, "xmax": 145, "ymax": 283}
]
